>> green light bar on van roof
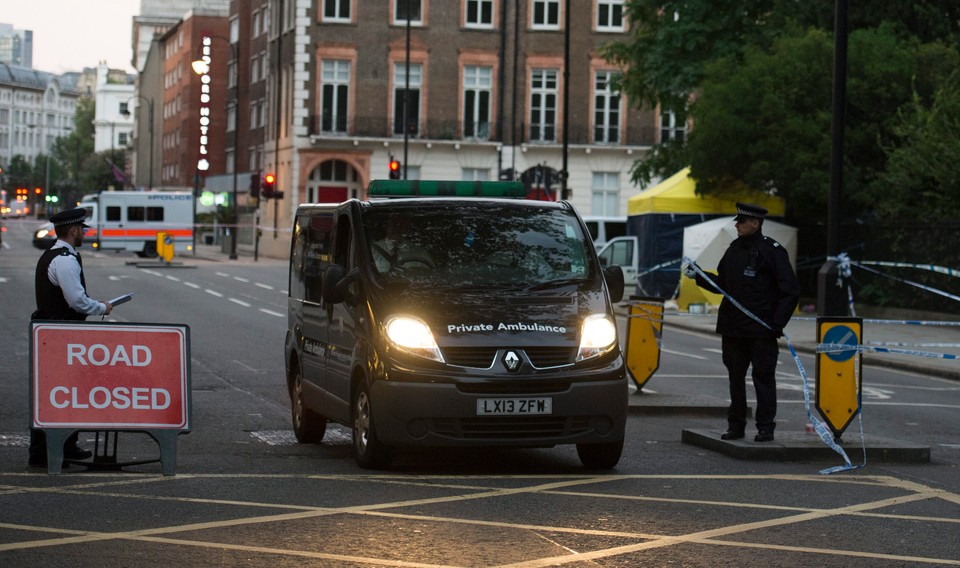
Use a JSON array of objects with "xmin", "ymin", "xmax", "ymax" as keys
[{"xmin": 368, "ymin": 180, "xmax": 526, "ymax": 198}]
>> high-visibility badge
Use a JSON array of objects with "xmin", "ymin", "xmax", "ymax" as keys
[
  {"xmin": 816, "ymin": 317, "xmax": 863, "ymax": 436},
  {"xmin": 625, "ymin": 297, "xmax": 664, "ymax": 391}
]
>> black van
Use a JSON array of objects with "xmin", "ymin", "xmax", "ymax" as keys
[{"xmin": 285, "ymin": 180, "xmax": 627, "ymax": 469}]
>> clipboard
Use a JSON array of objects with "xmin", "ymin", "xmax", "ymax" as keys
[{"xmin": 109, "ymin": 293, "xmax": 133, "ymax": 307}]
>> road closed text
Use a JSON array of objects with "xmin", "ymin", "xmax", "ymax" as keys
[
  {"xmin": 67, "ymin": 343, "xmax": 152, "ymax": 367},
  {"xmin": 49, "ymin": 386, "xmax": 171, "ymax": 410}
]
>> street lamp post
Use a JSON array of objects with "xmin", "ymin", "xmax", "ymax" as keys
[
  {"xmin": 193, "ymin": 35, "xmax": 240, "ymax": 260},
  {"xmin": 122, "ymin": 96, "xmax": 155, "ymax": 190}
]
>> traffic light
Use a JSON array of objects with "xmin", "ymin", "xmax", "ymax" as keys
[
  {"xmin": 249, "ymin": 173, "xmax": 260, "ymax": 200},
  {"xmin": 389, "ymin": 157, "xmax": 401, "ymax": 179},
  {"xmin": 261, "ymin": 173, "xmax": 276, "ymax": 198},
  {"xmin": 35, "ymin": 187, "xmax": 43, "ymax": 196}
]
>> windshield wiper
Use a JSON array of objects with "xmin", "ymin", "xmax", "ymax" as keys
[{"xmin": 524, "ymin": 277, "xmax": 586, "ymax": 292}]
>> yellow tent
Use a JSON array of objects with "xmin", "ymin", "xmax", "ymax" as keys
[
  {"xmin": 627, "ymin": 167, "xmax": 785, "ymax": 216},
  {"xmin": 624, "ymin": 168, "xmax": 786, "ymax": 299}
]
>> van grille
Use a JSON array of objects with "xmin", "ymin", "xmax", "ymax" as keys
[
  {"xmin": 442, "ymin": 346, "xmax": 576, "ymax": 369},
  {"xmin": 443, "ymin": 347, "xmax": 497, "ymax": 368},
  {"xmin": 456, "ymin": 381, "xmax": 571, "ymax": 395},
  {"xmin": 431, "ymin": 416, "xmax": 593, "ymax": 440}
]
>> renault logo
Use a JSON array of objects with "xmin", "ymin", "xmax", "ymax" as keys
[{"xmin": 502, "ymin": 350, "xmax": 521, "ymax": 372}]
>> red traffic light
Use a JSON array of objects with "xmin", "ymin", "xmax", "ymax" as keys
[
  {"xmin": 264, "ymin": 173, "xmax": 276, "ymax": 184},
  {"xmin": 261, "ymin": 173, "xmax": 277, "ymax": 198},
  {"xmin": 388, "ymin": 158, "xmax": 401, "ymax": 179},
  {"xmin": 35, "ymin": 187, "xmax": 43, "ymax": 194}
]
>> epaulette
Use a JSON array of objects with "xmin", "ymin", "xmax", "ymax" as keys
[{"xmin": 763, "ymin": 236, "xmax": 782, "ymax": 249}]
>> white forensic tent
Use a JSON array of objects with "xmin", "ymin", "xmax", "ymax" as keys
[{"xmin": 677, "ymin": 216, "xmax": 798, "ymax": 310}]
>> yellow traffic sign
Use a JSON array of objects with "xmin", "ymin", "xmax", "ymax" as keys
[
  {"xmin": 625, "ymin": 297, "xmax": 664, "ymax": 391},
  {"xmin": 816, "ymin": 317, "xmax": 863, "ymax": 436}
]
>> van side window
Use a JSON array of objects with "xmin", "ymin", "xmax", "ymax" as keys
[
  {"xmin": 106, "ymin": 206, "xmax": 121, "ymax": 222},
  {"xmin": 600, "ymin": 239, "xmax": 633, "ymax": 267},
  {"xmin": 333, "ymin": 214, "xmax": 353, "ymax": 270},
  {"xmin": 303, "ymin": 213, "xmax": 334, "ymax": 303},
  {"xmin": 289, "ymin": 215, "xmax": 307, "ymax": 300}
]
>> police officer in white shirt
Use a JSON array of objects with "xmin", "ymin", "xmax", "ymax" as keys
[{"xmin": 29, "ymin": 207, "xmax": 112, "ymax": 466}]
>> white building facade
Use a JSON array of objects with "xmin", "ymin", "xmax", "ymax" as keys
[{"xmin": 92, "ymin": 63, "xmax": 136, "ymax": 154}]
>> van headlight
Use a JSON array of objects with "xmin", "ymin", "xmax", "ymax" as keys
[
  {"xmin": 576, "ymin": 314, "xmax": 618, "ymax": 362},
  {"xmin": 385, "ymin": 316, "xmax": 444, "ymax": 363}
]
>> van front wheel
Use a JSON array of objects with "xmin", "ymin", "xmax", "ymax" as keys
[
  {"xmin": 576, "ymin": 438, "xmax": 624, "ymax": 469},
  {"xmin": 291, "ymin": 371, "xmax": 326, "ymax": 443},
  {"xmin": 353, "ymin": 384, "xmax": 393, "ymax": 469}
]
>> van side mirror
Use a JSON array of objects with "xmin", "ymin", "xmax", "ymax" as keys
[
  {"xmin": 322, "ymin": 264, "xmax": 358, "ymax": 305},
  {"xmin": 602, "ymin": 264, "xmax": 625, "ymax": 303}
]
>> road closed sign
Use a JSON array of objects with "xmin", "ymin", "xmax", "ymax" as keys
[{"xmin": 31, "ymin": 322, "xmax": 190, "ymax": 430}]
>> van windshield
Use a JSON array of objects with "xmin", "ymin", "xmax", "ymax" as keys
[{"xmin": 363, "ymin": 204, "xmax": 594, "ymax": 289}]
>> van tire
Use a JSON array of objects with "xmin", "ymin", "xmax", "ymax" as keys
[
  {"xmin": 353, "ymin": 383, "xmax": 393, "ymax": 469},
  {"xmin": 291, "ymin": 370, "xmax": 326, "ymax": 443},
  {"xmin": 576, "ymin": 438, "xmax": 623, "ymax": 469},
  {"xmin": 136, "ymin": 242, "xmax": 158, "ymax": 258}
]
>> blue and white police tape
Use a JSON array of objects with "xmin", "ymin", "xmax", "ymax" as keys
[
  {"xmin": 682, "ymin": 256, "xmax": 864, "ymax": 475},
  {"xmin": 636, "ymin": 258, "xmax": 682, "ymax": 278},
  {"xmin": 817, "ymin": 342, "xmax": 960, "ymax": 361},
  {"xmin": 829, "ymin": 254, "xmax": 960, "ymax": 304}
]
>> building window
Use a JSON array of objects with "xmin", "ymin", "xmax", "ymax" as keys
[
  {"xmin": 323, "ymin": 0, "xmax": 351, "ymax": 22},
  {"xmin": 531, "ymin": 0, "xmax": 560, "ymax": 29},
  {"xmin": 393, "ymin": 62, "xmax": 422, "ymax": 136},
  {"xmin": 596, "ymin": 0, "xmax": 624, "ymax": 31},
  {"xmin": 119, "ymin": 102, "xmax": 129, "ymax": 115},
  {"xmin": 529, "ymin": 69, "xmax": 557, "ymax": 142},
  {"xmin": 661, "ymin": 110, "xmax": 686, "ymax": 143},
  {"xmin": 593, "ymin": 71, "xmax": 621, "ymax": 144},
  {"xmin": 462, "ymin": 167, "xmax": 490, "ymax": 181},
  {"xmin": 395, "ymin": 0, "xmax": 422, "ymax": 25},
  {"xmin": 118, "ymin": 132, "xmax": 129, "ymax": 146},
  {"xmin": 321, "ymin": 59, "xmax": 350, "ymax": 133},
  {"xmin": 465, "ymin": 0, "xmax": 493, "ymax": 27},
  {"xmin": 591, "ymin": 172, "xmax": 620, "ymax": 216},
  {"xmin": 227, "ymin": 103, "xmax": 237, "ymax": 132},
  {"xmin": 463, "ymin": 65, "xmax": 492, "ymax": 139}
]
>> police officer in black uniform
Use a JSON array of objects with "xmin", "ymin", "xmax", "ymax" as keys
[
  {"xmin": 29, "ymin": 208, "xmax": 113, "ymax": 467},
  {"xmin": 683, "ymin": 203, "xmax": 800, "ymax": 442}
]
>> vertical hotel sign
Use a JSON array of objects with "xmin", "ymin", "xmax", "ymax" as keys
[{"xmin": 196, "ymin": 36, "xmax": 213, "ymax": 173}]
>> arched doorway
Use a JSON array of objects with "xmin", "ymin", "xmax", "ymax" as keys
[
  {"xmin": 305, "ymin": 159, "xmax": 363, "ymax": 203},
  {"xmin": 520, "ymin": 165, "xmax": 560, "ymax": 202}
]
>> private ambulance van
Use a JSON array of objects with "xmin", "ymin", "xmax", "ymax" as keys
[{"xmin": 285, "ymin": 180, "xmax": 627, "ymax": 469}]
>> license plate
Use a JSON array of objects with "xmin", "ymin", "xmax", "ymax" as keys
[{"xmin": 476, "ymin": 397, "xmax": 552, "ymax": 416}]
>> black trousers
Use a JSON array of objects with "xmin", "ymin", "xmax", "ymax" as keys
[{"xmin": 721, "ymin": 335, "xmax": 779, "ymax": 432}]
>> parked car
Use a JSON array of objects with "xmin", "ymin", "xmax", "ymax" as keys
[{"xmin": 33, "ymin": 222, "xmax": 56, "ymax": 249}]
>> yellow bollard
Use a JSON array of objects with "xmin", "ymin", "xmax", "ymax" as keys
[
  {"xmin": 815, "ymin": 317, "xmax": 863, "ymax": 438},
  {"xmin": 625, "ymin": 296, "xmax": 664, "ymax": 391}
]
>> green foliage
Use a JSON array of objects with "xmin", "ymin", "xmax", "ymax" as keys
[
  {"xmin": 875, "ymin": 70, "xmax": 960, "ymax": 220},
  {"xmin": 687, "ymin": 26, "xmax": 954, "ymax": 223}
]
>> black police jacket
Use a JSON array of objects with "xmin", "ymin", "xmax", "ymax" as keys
[{"xmin": 695, "ymin": 230, "xmax": 800, "ymax": 338}]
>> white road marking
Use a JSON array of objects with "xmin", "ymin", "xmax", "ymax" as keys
[
  {"xmin": 229, "ymin": 298, "xmax": 251, "ymax": 307},
  {"xmin": 215, "ymin": 271, "xmax": 230, "ymax": 277},
  {"xmin": 165, "ymin": 275, "xmax": 180, "ymax": 282},
  {"xmin": 662, "ymin": 348, "xmax": 707, "ymax": 360},
  {"xmin": 184, "ymin": 282, "xmax": 200, "ymax": 289},
  {"xmin": 205, "ymin": 289, "xmax": 223, "ymax": 297},
  {"xmin": 142, "ymin": 269, "xmax": 163, "ymax": 277},
  {"xmin": 255, "ymin": 283, "xmax": 274, "ymax": 290},
  {"xmin": 233, "ymin": 276, "xmax": 250, "ymax": 283},
  {"xmin": 259, "ymin": 308, "xmax": 284, "ymax": 318}
]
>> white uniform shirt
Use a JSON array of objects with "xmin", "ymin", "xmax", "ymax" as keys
[{"xmin": 47, "ymin": 240, "xmax": 107, "ymax": 316}]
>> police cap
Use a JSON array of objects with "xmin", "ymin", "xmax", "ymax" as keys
[
  {"xmin": 50, "ymin": 208, "xmax": 91, "ymax": 229},
  {"xmin": 734, "ymin": 202, "xmax": 768, "ymax": 222}
]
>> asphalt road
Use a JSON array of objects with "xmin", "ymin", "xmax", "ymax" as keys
[{"xmin": 1, "ymin": 217, "xmax": 958, "ymax": 567}]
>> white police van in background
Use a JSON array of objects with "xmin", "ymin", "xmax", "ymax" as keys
[
  {"xmin": 285, "ymin": 180, "xmax": 628, "ymax": 469},
  {"xmin": 581, "ymin": 216, "xmax": 626, "ymax": 247}
]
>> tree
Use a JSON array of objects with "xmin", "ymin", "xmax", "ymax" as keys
[
  {"xmin": 604, "ymin": 0, "xmax": 960, "ymax": 186},
  {"xmin": 876, "ymin": 69, "xmax": 960, "ymax": 220},
  {"xmin": 686, "ymin": 26, "xmax": 957, "ymax": 223}
]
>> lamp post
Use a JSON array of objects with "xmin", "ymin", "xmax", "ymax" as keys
[
  {"xmin": 122, "ymin": 96, "xmax": 155, "ymax": 190},
  {"xmin": 193, "ymin": 35, "xmax": 240, "ymax": 260}
]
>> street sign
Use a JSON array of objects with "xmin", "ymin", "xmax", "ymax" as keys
[
  {"xmin": 625, "ymin": 297, "xmax": 664, "ymax": 390},
  {"xmin": 815, "ymin": 317, "xmax": 863, "ymax": 437},
  {"xmin": 30, "ymin": 322, "xmax": 191, "ymax": 474}
]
